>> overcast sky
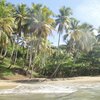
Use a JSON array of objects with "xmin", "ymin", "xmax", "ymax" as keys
[{"xmin": 7, "ymin": 0, "xmax": 100, "ymax": 45}]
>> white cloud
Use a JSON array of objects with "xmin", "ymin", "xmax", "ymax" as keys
[{"xmin": 74, "ymin": 0, "xmax": 100, "ymax": 28}]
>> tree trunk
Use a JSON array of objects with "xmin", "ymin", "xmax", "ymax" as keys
[
  {"xmin": 8, "ymin": 43, "xmax": 17, "ymax": 68},
  {"xmin": 51, "ymin": 33, "xmax": 61, "ymax": 77},
  {"xmin": 3, "ymin": 49, "xmax": 7, "ymax": 58},
  {"xmin": 18, "ymin": 20, "xmax": 22, "ymax": 37},
  {"xmin": 13, "ymin": 50, "xmax": 18, "ymax": 65},
  {"xmin": 0, "ymin": 48, "xmax": 3, "ymax": 56},
  {"xmin": 58, "ymin": 33, "xmax": 61, "ymax": 49},
  {"xmin": 8, "ymin": 50, "xmax": 14, "ymax": 69},
  {"xmin": 29, "ymin": 48, "xmax": 33, "ymax": 78},
  {"xmin": 22, "ymin": 47, "xmax": 25, "ymax": 68},
  {"xmin": 1, "ymin": 49, "xmax": 7, "ymax": 62},
  {"xmin": 51, "ymin": 64, "xmax": 60, "ymax": 78}
]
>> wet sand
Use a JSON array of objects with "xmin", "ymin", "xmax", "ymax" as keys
[{"xmin": 0, "ymin": 76, "xmax": 100, "ymax": 88}]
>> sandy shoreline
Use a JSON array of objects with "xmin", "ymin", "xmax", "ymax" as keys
[
  {"xmin": 0, "ymin": 76, "xmax": 100, "ymax": 87},
  {"xmin": 0, "ymin": 76, "xmax": 100, "ymax": 94}
]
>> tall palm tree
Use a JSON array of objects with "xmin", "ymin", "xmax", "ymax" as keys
[
  {"xmin": 55, "ymin": 6, "xmax": 72, "ymax": 47},
  {"xmin": 15, "ymin": 4, "xmax": 28, "ymax": 37},
  {"xmin": 8, "ymin": 4, "xmax": 28, "ymax": 68},
  {"xmin": 25, "ymin": 4, "xmax": 55, "ymax": 78},
  {"xmin": 0, "ymin": 0, "xmax": 14, "ymax": 38},
  {"xmin": 0, "ymin": 0, "xmax": 14, "ymax": 58},
  {"xmin": 28, "ymin": 4, "xmax": 54, "ymax": 38},
  {"xmin": 51, "ymin": 7, "xmax": 72, "ymax": 77}
]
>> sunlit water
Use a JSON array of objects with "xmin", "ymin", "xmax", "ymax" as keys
[{"xmin": 0, "ymin": 83, "xmax": 100, "ymax": 100}]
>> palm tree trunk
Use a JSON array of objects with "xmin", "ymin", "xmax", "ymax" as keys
[
  {"xmin": 30, "ymin": 35, "xmax": 41, "ymax": 78},
  {"xmin": 18, "ymin": 20, "xmax": 22, "ymax": 37},
  {"xmin": 1, "ymin": 49, "xmax": 7, "ymax": 62},
  {"xmin": 3, "ymin": 49, "xmax": 7, "ymax": 58},
  {"xmin": 22, "ymin": 47, "xmax": 26, "ymax": 68},
  {"xmin": 51, "ymin": 33, "xmax": 61, "ymax": 77},
  {"xmin": 8, "ymin": 50, "xmax": 14, "ymax": 68},
  {"xmin": 51, "ymin": 64, "xmax": 60, "ymax": 78},
  {"xmin": 25, "ymin": 47, "xmax": 29, "ymax": 76},
  {"xmin": 13, "ymin": 50, "xmax": 18, "ymax": 65},
  {"xmin": 0, "ymin": 48, "xmax": 3, "ymax": 56},
  {"xmin": 58, "ymin": 33, "xmax": 61, "ymax": 49},
  {"xmin": 8, "ymin": 43, "xmax": 17, "ymax": 68},
  {"xmin": 29, "ymin": 48, "xmax": 33, "ymax": 78}
]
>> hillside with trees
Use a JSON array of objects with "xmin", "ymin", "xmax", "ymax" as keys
[{"xmin": 0, "ymin": 0, "xmax": 100, "ymax": 79}]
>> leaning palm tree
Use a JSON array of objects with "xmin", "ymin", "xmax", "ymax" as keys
[{"xmin": 55, "ymin": 6, "xmax": 72, "ymax": 47}]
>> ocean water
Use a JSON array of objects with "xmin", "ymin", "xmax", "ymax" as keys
[{"xmin": 0, "ymin": 83, "xmax": 100, "ymax": 100}]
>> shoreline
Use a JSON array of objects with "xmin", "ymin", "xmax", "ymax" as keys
[
  {"xmin": 0, "ymin": 76, "xmax": 100, "ymax": 94},
  {"xmin": 0, "ymin": 76, "xmax": 100, "ymax": 87}
]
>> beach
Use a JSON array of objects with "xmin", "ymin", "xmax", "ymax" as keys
[{"xmin": 0, "ymin": 76, "xmax": 100, "ymax": 88}]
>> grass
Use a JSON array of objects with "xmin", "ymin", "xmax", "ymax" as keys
[
  {"xmin": 0, "ymin": 57, "xmax": 24, "ymax": 78},
  {"xmin": 0, "ymin": 57, "xmax": 40, "ymax": 79},
  {"xmin": 0, "ymin": 58, "xmax": 13, "ymax": 77}
]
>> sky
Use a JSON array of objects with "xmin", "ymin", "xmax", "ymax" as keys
[{"xmin": 7, "ymin": 0, "xmax": 100, "ymax": 45}]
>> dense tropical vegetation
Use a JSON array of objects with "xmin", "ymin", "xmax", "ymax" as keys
[{"xmin": 0, "ymin": 0, "xmax": 100, "ymax": 78}]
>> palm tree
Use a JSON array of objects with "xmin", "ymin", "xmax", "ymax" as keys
[
  {"xmin": 68, "ymin": 18, "xmax": 96, "ymax": 52},
  {"xmin": 0, "ymin": 0, "xmax": 14, "ymax": 38},
  {"xmin": 55, "ymin": 6, "xmax": 72, "ymax": 48},
  {"xmin": 0, "ymin": 0, "xmax": 14, "ymax": 59},
  {"xmin": 51, "ymin": 18, "xmax": 96, "ymax": 77},
  {"xmin": 15, "ymin": 4, "xmax": 28, "ymax": 37},
  {"xmin": 8, "ymin": 4, "xmax": 29, "ymax": 68},
  {"xmin": 25, "ymin": 4, "xmax": 55, "ymax": 78},
  {"xmin": 79, "ymin": 23, "xmax": 96, "ymax": 51},
  {"xmin": 51, "ymin": 7, "xmax": 72, "ymax": 77},
  {"xmin": 63, "ymin": 18, "xmax": 80, "ymax": 50}
]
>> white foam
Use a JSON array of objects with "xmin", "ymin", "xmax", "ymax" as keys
[
  {"xmin": 0, "ymin": 85, "xmax": 77, "ymax": 94},
  {"xmin": 1, "ymin": 83, "xmax": 100, "ymax": 94}
]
